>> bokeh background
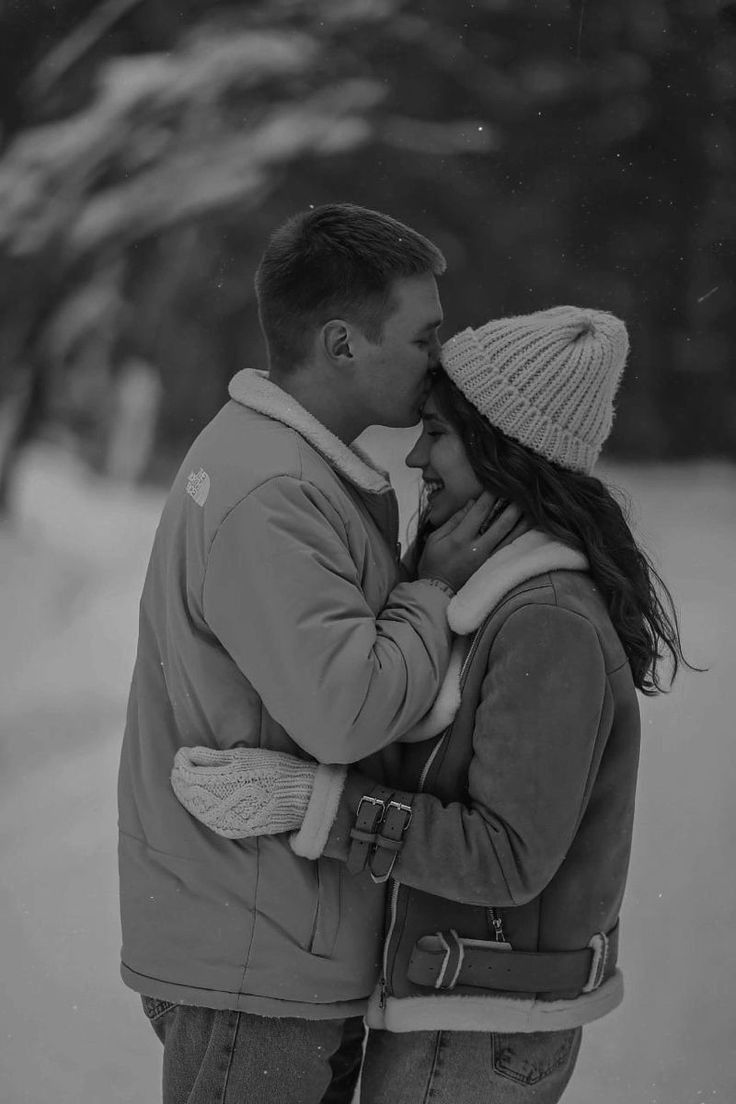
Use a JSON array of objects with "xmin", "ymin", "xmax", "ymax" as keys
[{"xmin": 0, "ymin": 2, "xmax": 734, "ymax": 1101}]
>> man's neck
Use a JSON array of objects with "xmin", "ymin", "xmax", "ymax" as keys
[{"xmin": 268, "ymin": 367, "xmax": 366, "ymax": 445}]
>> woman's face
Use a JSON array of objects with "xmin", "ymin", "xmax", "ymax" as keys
[{"xmin": 405, "ymin": 393, "xmax": 488, "ymax": 527}]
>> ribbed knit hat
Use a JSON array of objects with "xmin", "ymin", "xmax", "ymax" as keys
[{"xmin": 440, "ymin": 306, "xmax": 629, "ymax": 473}]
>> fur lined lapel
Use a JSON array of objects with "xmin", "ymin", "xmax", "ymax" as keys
[
  {"xmin": 399, "ymin": 635, "xmax": 470, "ymax": 743},
  {"xmin": 400, "ymin": 532, "xmax": 589, "ymax": 743},
  {"xmin": 448, "ymin": 529, "xmax": 589, "ymax": 634},
  {"xmin": 228, "ymin": 369, "xmax": 390, "ymax": 494}
]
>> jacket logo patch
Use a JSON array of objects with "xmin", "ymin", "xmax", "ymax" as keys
[{"xmin": 186, "ymin": 468, "xmax": 210, "ymax": 506}]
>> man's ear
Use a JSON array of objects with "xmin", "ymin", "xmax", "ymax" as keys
[{"xmin": 321, "ymin": 319, "xmax": 354, "ymax": 363}]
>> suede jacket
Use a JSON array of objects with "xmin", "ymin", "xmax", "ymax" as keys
[
  {"xmin": 315, "ymin": 540, "xmax": 642, "ymax": 1032},
  {"xmin": 117, "ymin": 369, "xmax": 454, "ymax": 1018}
]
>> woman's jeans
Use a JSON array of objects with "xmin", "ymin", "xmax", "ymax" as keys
[
  {"xmin": 141, "ymin": 996, "xmax": 364, "ymax": 1104},
  {"xmin": 360, "ymin": 1026, "xmax": 582, "ymax": 1104}
]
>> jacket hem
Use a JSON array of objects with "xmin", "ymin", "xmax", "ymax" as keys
[
  {"xmin": 365, "ymin": 970, "xmax": 623, "ymax": 1033},
  {"xmin": 121, "ymin": 963, "xmax": 371, "ymax": 1019}
]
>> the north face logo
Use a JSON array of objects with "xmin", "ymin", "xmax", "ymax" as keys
[{"xmin": 186, "ymin": 468, "xmax": 210, "ymax": 506}]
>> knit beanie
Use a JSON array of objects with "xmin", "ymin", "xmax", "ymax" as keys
[{"xmin": 440, "ymin": 305, "xmax": 629, "ymax": 473}]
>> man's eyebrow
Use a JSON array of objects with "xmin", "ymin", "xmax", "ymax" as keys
[{"xmin": 416, "ymin": 318, "xmax": 443, "ymax": 335}]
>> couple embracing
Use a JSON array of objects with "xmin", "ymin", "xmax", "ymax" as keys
[{"xmin": 118, "ymin": 204, "xmax": 687, "ymax": 1103}]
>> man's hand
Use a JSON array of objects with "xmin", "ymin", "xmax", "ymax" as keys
[
  {"xmin": 417, "ymin": 492, "xmax": 522, "ymax": 594},
  {"xmin": 171, "ymin": 746, "xmax": 347, "ymax": 861}
]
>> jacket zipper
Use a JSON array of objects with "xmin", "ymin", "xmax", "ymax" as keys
[
  {"xmin": 488, "ymin": 906, "xmax": 508, "ymax": 943},
  {"xmin": 379, "ymin": 625, "xmax": 487, "ymax": 1008}
]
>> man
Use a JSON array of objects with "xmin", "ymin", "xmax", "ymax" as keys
[{"xmin": 118, "ymin": 204, "xmax": 499, "ymax": 1103}]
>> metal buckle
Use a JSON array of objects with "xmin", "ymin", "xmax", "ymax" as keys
[
  {"xmin": 356, "ymin": 794, "xmax": 386, "ymax": 824},
  {"xmin": 386, "ymin": 800, "xmax": 412, "ymax": 832},
  {"xmin": 369, "ymin": 800, "xmax": 413, "ymax": 884}
]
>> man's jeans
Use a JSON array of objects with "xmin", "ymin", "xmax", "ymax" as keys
[
  {"xmin": 360, "ymin": 1026, "xmax": 582, "ymax": 1104},
  {"xmin": 141, "ymin": 996, "xmax": 364, "ymax": 1104}
]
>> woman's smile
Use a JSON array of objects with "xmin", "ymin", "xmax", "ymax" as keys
[
  {"xmin": 423, "ymin": 477, "xmax": 445, "ymax": 502},
  {"xmin": 406, "ymin": 393, "xmax": 486, "ymax": 526}
]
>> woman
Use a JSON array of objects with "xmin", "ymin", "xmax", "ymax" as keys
[{"xmin": 172, "ymin": 306, "xmax": 689, "ymax": 1103}]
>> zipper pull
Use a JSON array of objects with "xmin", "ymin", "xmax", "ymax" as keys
[
  {"xmin": 489, "ymin": 907, "xmax": 511, "ymax": 947},
  {"xmin": 378, "ymin": 976, "xmax": 387, "ymax": 1009}
]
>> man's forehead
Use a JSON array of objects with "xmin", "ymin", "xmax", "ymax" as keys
[{"xmin": 392, "ymin": 272, "xmax": 442, "ymax": 317}]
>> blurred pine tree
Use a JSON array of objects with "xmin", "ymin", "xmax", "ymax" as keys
[{"xmin": 0, "ymin": 0, "xmax": 732, "ymax": 503}]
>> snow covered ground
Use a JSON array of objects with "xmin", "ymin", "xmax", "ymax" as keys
[{"xmin": 0, "ymin": 437, "xmax": 734, "ymax": 1104}]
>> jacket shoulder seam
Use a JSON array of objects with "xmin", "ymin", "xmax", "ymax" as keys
[{"xmin": 489, "ymin": 576, "xmax": 623, "ymax": 677}]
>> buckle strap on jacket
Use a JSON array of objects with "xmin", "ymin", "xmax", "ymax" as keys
[
  {"xmin": 407, "ymin": 923, "xmax": 619, "ymax": 994},
  {"xmin": 368, "ymin": 799, "xmax": 413, "ymax": 883},
  {"xmin": 346, "ymin": 787, "xmax": 413, "ymax": 880},
  {"xmin": 347, "ymin": 787, "xmax": 394, "ymax": 875}
]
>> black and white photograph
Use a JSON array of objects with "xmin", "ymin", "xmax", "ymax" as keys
[{"xmin": 0, "ymin": 2, "xmax": 734, "ymax": 1102}]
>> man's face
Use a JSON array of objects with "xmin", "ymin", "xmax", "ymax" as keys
[{"xmin": 350, "ymin": 273, "xmax": 443, "ymax": 429}]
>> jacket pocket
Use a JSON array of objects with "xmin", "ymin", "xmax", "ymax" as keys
[{"xmin": 308, "ymin": 858, "xmax": 341, "ymax": 958}]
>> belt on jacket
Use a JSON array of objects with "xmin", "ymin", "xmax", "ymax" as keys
[{"xmin": 407, "ymin": 923, "xmax": 619, "ymax": 994}]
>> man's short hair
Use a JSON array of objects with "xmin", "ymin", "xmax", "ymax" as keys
[{"xmin": 255, "ymin": 203, "xmax": 446, "ymax": 370}]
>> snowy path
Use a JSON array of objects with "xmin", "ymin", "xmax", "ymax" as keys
[{"xmin": 0, "ymin": 440, "xmax": 734, "ymax": 1103}]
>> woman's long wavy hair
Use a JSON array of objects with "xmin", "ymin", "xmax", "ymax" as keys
[{"xmin": 419, "ymin": 371, "xmax": 693, "ymax": 695}]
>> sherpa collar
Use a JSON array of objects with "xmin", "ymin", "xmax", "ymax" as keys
[
  {"xmin": 448, "ymin": 528, "xmax": 588, "ymax": 634},
  {"xmin": 401, "ymin": 530, "xmax": 589, "ymax": 744},
  {"xmin": 228, "ymin": 369, "xmax": 390, "ymax": 494}
]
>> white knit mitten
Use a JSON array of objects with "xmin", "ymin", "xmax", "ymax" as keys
[{"xmin": 171, "ymin": 746, "xmax": 346, "ymax": 858}]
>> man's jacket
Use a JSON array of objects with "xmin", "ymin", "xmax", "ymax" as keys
[{"xmin": 117, "ymin": 369, "xmax": 452, "ymax": 1017}]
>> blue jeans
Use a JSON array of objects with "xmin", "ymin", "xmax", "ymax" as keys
[
  {"xmin": 141, "ymin": 996, "xmax": 365, "ymax": 1104},
  {"xmin": 360, "ymin": 1027, "xmax": 582, "ymax": 1104}
]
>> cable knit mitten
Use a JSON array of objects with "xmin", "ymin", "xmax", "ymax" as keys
[
  {"xmin": 171, "ymin": 746, "xmax": 316, "ymax": 838},
  {"xmin": 171, "ymin": 745, "xmax": 346, "ymax": 858}
]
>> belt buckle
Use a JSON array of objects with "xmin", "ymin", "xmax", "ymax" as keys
[
  {"xmin": 386, "ymin": 799, "xmax": 412, "ymax": 832},
  {"xmin": 369, "ymin": 800, "xmax": 413, "ymax": 884},
  {"xmin": 356, "ymin": 794, "xmax": 386, "ymax": 826}
]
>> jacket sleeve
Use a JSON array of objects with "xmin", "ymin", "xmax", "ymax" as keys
[
  {"xmin": 201, "ymin": 475, "xmax": 452, "ymax": 764},
  {"xmin": 324, "ymin": 603, "xmax": 610, "ymax": 905}
]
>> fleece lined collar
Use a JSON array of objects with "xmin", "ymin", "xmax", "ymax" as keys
[
  {"xmin": 401, "ymin": 531, "xmax": 589, "ymax": 744},
  {"xmin": 448, "ymin": 528, "xmax": 588, "ymax": 634},
  {"xmin": 228, "ymin": 369, "xmax": 390, "ymax": 494}
]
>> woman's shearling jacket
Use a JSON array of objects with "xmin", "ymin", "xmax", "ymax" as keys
[{"xmin": 307, "ymin": 537, "xmax": 642, "ymax": 1033}]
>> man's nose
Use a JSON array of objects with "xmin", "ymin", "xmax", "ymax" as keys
[
  {"xmin": 428, "ymin": 336, "xmax": 441, "ymax": 370},
  {"xmin": 405, "ymin": 436, "xmax": 427, "ymax": 469}
]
